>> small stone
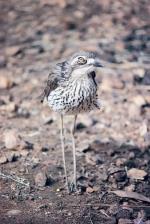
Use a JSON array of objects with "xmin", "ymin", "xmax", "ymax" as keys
[
  {"xmin": 4, "ymin": 130, "xmax": 19, "ymax": 149},
  {"xmin": 1, "ymin": 102, "xmax": 17, "ymax": 113},
  {"xmin": 5, "ymin": 46, "xmax": 21, "ymax": 56},
  {"xmin": 0, "ymin": 75, "xmax": 13, "ymax": 89},
  {"xmin": 142, "ymin": 70, "xmax": 150, "ymax": 85},
  {"xmin": 41, "ymin": 110, "xmax": 54, "ymax": 124},
  {"xmin": 0, "ymin": 155, "xmax": 8, "ymax": 164},
  {"xmin": 4, "ymin": 129, "xmax": 32, "ymax": 150},
  {"xmin": 42, "ymin": 116, "xmax": 53, "ymax": 125},
  {"xmin": 41, "ymin": 146, "xmax": 49, "ymax": 152},
  {"xmin": 133, "ymin": 68, "xmax": 145, "ymax": 78},
  {"xmin": 127, "ymin": 168, "xmax": 147, "ymax": 180},
  {"xmin": 86, "ymin": 186, "xmax": 95, "ymax": 193},
  {"xmin": 139, "ymin": 122, "xmax": 147, "ymax": 137},
  {"xmin": 0, "ymin": 55, "xmax": 6, "ymax": 68},
  {"xmin": 128, "ymin": 152, "xmax": 135, "ymax": 159},
  {"xmin": 118, "ymin": 218, "xmax": 132, "ymax": 224},
  {"xmin": 77, "ymin": 141, "xmax": 90, "ymax": 154},
  {"xmin": 17, "ymin": 107, "xmax": 30, "ymax": 118},
  {"xmin": 116, "ymin": 158, "xmax": 127, "ymax": 166},
  {"xmin": 6, "ymin": 151, "xmax": 21, "ymax": 162},
  {"xmin": 85, "ymin": 153, "xmax": 103, "ymax": 165},
  {"xmin": 113, "ymin": 171, "xmax": 127, "ymax": 182},
  {"xmin": 132, "ymin": 95, "xmax": 146, "ymax": 107},
  {"xmin": 20, "ymin": 150, "xmax": 29, "ymax": 157},
  {"xmin": 134, "ymin": 69, "xmax": 150, "ymax": 85},
  {"xmin": 7, "ymin": 209, "xmax": 21, "ymax": 216},
  {"xmin": 25, "ymin": 48, "xmax": 42, "ymax": 55},
  {"xmin": 34, "ymin": 172, "xmax": 47, "ymax": 187},
  {"xmin": 125, "ymin": 184, "xmax": 135, "ymax": 192}
]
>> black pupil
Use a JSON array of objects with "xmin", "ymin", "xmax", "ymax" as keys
[{"xmin": 78, "ymin": 57, "xmax": 86, "ymax": 64}]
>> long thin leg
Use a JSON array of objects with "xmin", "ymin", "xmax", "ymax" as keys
[
  {"xmin": 60, "ymin": 114, "xmax": 69, "ymax": 191},
  {"xmin": 71, "ymin": 114, "xmax": 77, "ymax": 191}
]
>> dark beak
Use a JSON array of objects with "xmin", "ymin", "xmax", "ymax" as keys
[{"xmin": 94, "ymin": 62, "xmax": 103, "ymax": 67}]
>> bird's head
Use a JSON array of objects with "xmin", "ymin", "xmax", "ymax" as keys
[{"xmin": 69, "ymin": 51, "xmax": 103, "ymax": 77}]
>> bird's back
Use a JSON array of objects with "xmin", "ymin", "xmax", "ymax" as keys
[{"xmin": 40, "ymin": 61, "xmax": 71, "ymax": 103}]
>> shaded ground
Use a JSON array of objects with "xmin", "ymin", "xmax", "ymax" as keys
[{"xmin": 0, "ymin": 0, "xmax": 150, "ymax": 223}]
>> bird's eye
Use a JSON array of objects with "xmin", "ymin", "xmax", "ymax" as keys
[{"xmin": 77, "ymin": 57, "xmax": 87, "ymax": 65}]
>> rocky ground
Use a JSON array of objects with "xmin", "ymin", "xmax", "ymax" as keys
[{"xmin": 0, "ymin": 0, "xmax": 150, "ymax": 223}]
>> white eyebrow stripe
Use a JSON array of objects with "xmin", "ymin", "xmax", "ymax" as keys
[{"xmin": 71, "ymin": 58, "xmax": 78, "ymax": 65}]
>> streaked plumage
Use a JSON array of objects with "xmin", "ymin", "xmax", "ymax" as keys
[
  {"xmin": 41, "ymin": 51, "xmax": 101, "ymax": 114},
  {"xmin": 41, "ymin": 51, "xmax": 103, "ymax": 192}
]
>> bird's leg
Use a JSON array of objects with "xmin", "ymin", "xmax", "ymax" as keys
[
  {"xmin": 70, "ymin": 114, "xmax": 77, "ymax": 192},
  {"xmin": 60, "ymin": 114, "xmax": 69, "ymax": 192}
]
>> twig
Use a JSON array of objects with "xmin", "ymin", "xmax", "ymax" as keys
[
  {"xmin": 99, "ymin": 209, "xmax": 110, "ymax": 218},
  {"xmin": 0, "ymin": 171, "xmax": 30, "ymax": 187},
  {"xmin": 89, "ymin": 208, "xmax": 94, "ymax": 224}
]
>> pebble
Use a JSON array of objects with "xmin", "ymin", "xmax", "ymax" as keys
[
  {"xmin": 127, "ymin": 168, "xmax": 147, "ymax": 180},
  {"xmin": 0, "ymin": 155, "xmax": 8, "ymax": 164},
  {"xmin": 5, "ymin": 46, "xmax": 21, "ymax": 56},
  {"xmin": 7, "ymin": 209, "xmax": 21, "ymax": 216},
  {"xmin": 124, "ymin": 184, "xmax": 135, "ymax": 192},
  {"xmin": 6, "ymin": 151, "xmax": 21, "ymax": 162},
  {"xmin": 76, "ymin": 141, "xmax": 90, "ymax": 154},
  {"xmin": 142, "ymin": 70, "xmax": 150, "ymax": 85},
  {"xmin": 86, "ymin": 186, "xmax": 95, "ymax": 193},
  {"xmin": 0, "ymin": 74, "xmax": 13, "ymax": 89},
  {"xmin": 118, "ymin": 218, "xmax": 132, "ymax": 224},
  {"xmin": 34, "ymin": 171, "xmax": 47, "ymax": 187},
  {"xmin": 1, "ymin": 102, "xmax": 17, "ymax": 113},
  {"xmin": 131, "ymin": 95, "xmax": 146, "ymax": 107},
  {"xmin": 20, "ymin": 150, "xmax": 29, "ymax": 157},
  {"xmin": 0, "ymin": 55, "xmax": 6, "ymax": 68},
  {"xmin": 116, "ymin": 158, "xmax": 127, "ymax": 166},
  {"xmin": 128, "ymin": 152, "xmax": 135, "ymax": 159},
  {"xmin": 4, "ymin": 129, "xmax": 32, "ymax": 150},
  {"xmin": 4, "ymin": 130, "xmax": 19, "ymax": 149},
  {"xmin": 134, "ymin": 69, "xmax": 150, "ymax": 85},
  {"xmin": 139, "ymin": 122, "xmax": 148, "ymax": 137},
  {"xmin": 110, "ymin": 171, "xmax": 127, "ymax": 183},
  {"xmin": 17, "ymin": 107, "xmax": 30, "ymax": 118},
  {"xmin": 133, "ymin": 68, "xmax": 145, "ymax": 78}
]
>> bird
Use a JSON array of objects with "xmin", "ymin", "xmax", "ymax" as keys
[{"xmin": 40, "ymin": 51, "xmax": 103, "ymax": 192}]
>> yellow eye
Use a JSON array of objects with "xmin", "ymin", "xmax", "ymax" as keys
[{"xmin": 77, "ymin": 57, "xmax": 87, "ymax": 65}]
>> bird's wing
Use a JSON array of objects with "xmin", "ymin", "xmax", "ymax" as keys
[{"xmin": 40, "ymin": 61, "xmax": 71, "ymax": 103}]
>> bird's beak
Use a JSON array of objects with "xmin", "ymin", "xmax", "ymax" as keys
[{"xmin": 94, "ymin": 61, "xmax": 103, "ymax": 67}]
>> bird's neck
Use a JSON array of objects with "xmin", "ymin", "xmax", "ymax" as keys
[{"xmin": 71, "ymin": 67, "xmax": 95, "ymax": 80}]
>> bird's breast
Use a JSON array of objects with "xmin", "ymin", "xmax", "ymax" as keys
[{"xmin": 47, "ymin": 77, "xmax": 99, "ymax": 114}]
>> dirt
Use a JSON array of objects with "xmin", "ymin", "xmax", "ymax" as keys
[{"xmin": 0, "ymin": 0, "xmax": 150, "ymax": 223}]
